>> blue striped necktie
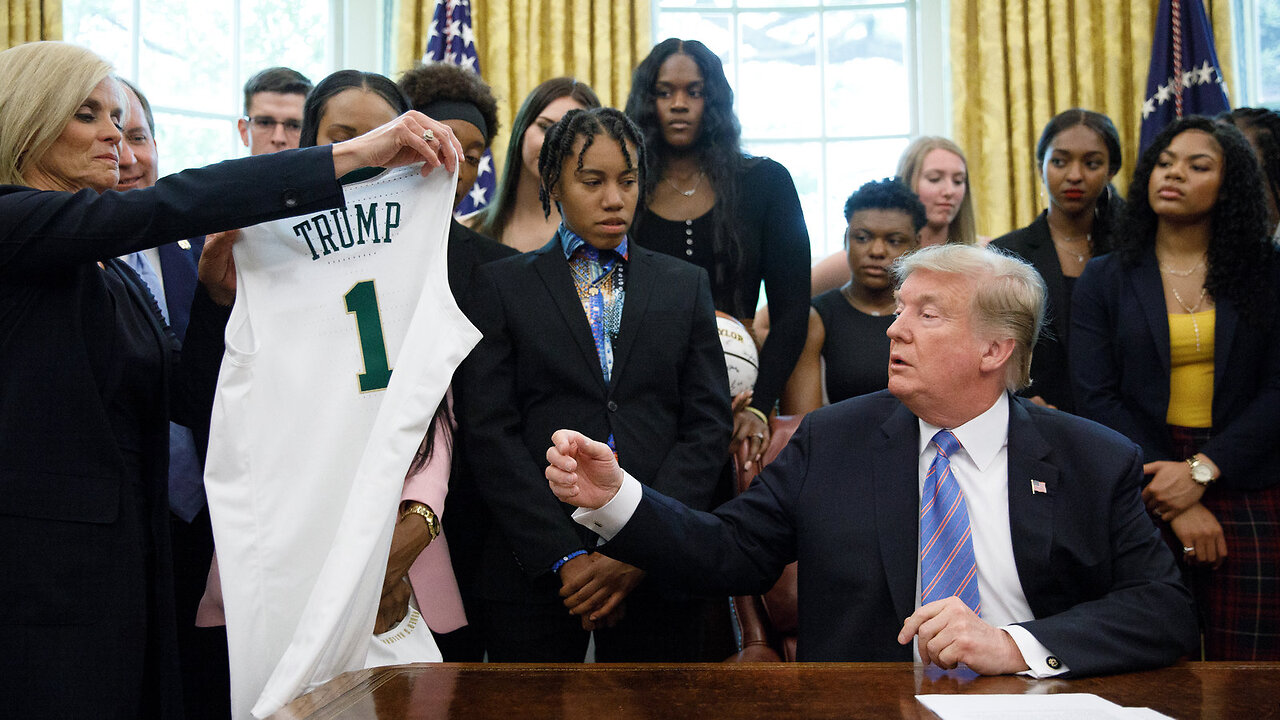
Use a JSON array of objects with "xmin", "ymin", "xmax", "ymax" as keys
[
  {"xmin": 919, "ymin": 429, "xmax": 981, "ymax": 614},
  {"xmin": 124, "ymin": 251, "xmax": 206, "ymax": 521}
]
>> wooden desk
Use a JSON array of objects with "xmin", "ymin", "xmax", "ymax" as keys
[{"xmin": 270, "ymin": 662, "xmax": 1280, "ymax": 719}]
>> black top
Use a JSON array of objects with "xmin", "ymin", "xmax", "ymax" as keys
[
  {"xmin": 633, "ymin": 157, "xmax": 810, "ymax": 415},
  {"xmin": 811, "ymin": 288, "xmax": 894, "ymax": 403},
  {"xmin": 991, "ymin": 212, "xmax": 1076, "ymax": 412}
]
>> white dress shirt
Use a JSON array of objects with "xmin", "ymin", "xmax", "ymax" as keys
[{"xmin": 574, "ymin": 393, "xmax": 1068, "ymax": 677}]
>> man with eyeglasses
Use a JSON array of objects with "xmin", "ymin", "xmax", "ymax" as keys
[{"xmin": 238, "ymin": 66, "xmax": 312, "ymax": 155}]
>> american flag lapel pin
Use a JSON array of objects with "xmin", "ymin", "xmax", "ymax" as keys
[{"xmin": 1031, "ymin": 479, "xmax": 1047, "ymax": 495}]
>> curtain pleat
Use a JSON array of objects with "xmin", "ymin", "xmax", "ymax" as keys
[
  {"xmin": 3, "ymin": 0, "xmax": 61, "ymax": 50},
  {"xmin": 393, "ymin": 0, "xmax": 649, "ymax": 180}
]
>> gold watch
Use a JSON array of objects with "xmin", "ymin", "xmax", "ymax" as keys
[
  {"xmin": 1186, "ymin": 456, "xmax": 1215, "ymax": 486},
  {"xmin": 401, "ymin": 502, "xmax": 441, "ymax": 542}
]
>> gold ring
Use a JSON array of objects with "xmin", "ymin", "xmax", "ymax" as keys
[{"xmin": 422, "ymin": 128, "xmax": 435, "ymax": 142}]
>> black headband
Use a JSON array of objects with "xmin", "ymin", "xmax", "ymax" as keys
[{"xmin": 423, "ymin": 100, "xmax": 488, "ymax": 142}]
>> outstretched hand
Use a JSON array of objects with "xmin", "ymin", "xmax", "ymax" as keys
[
  {"xmin": 330, "ymin": 111, "xmax": 463, "ymax": 179},
  {"xmin": 546, "ymin": 429, "xmax": 624, "ymax": 510}
]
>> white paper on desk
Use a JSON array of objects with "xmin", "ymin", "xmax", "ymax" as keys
[{"xmin": 915, "ymin": 693, "xmax": 1173, "ymax": 719}]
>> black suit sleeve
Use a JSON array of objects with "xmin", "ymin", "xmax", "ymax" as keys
[
  {"xmin": 647, "ymin": 269, "xmax": 733, "ymax": 510},
  {"xmin": 601, "ymin": 417, "xmax": 812, "ymax": 595},
  {"xmin": 461, "ymin": 266, "xmax": 587, "ymax": 576},
  {"xmin": 0, "ymin": 146, "xmax": 343, "ymax": 278},
  {"xmin": 749, "ymin": 161, "xmax": 811, "ymax": 416},
  {"xmin": 1017, "ymin": 443, "xmax": 1198, "ymax": 675}
]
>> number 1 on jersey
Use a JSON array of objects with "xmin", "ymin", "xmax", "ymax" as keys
[{"xmin": 344, "ymin": 280, "xmax": 392, "ymax": 392}]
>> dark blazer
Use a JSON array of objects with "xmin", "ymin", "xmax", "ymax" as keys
[
  {"xmin": 461, "ymin": 238, "xmax": 732, "ymax": 602},
  {"xmin": 599, "ymin": 391, "xmax": 1197, "ymax": 676},
  {"xmin": 991, "ymin": 213, "xmax": 1075, "ymax": 411},
  {"xmin": 1071, "ymin": 249, "xmax": 1280, "ymax": 487},
  {"xmin": 0, "ymin": 147, "xmax": 345, "ymax": 718},
  {"xmin": 155, "ymin": 237, "xmax": 206, "ymax": 342},
  {"xmin": 440, "ymin": 219, "xmax": 517, "ymax": 614}
]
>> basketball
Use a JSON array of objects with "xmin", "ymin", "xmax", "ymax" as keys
[{"xmin": 716, "ymin": 312, "xmax": 759, "ymax": 396}]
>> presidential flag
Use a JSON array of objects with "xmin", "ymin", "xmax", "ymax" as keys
[
  {"xmin": 424, "ymin": 0, "xmax": 495, "ymax": 217},
  {"xmin": 1139, "ymin": 0, "xmax": 1230, "ymax": 152}
]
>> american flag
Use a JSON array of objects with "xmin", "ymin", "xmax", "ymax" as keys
[
  {"xmin": 1031, "ymin": 479, "xmax": 1047, "ymax": 495},
  {"xmin": 423, "ymin": 0, "xmax": 494, "ymax": 217},
  {"xmin": 1139, "ymin": 0, "xmax": 1230, "ymax": 152}
]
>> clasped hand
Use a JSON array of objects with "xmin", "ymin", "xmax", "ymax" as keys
[
  {"xmin": 897, "ymin": 597, "xmax": 1029, "ymax": 675},
  {"xmin": 1142, "ymin": 460, "xmax": 1205, "ymax": 520},
  {"xmin": 558, "ymin": 553, "xmax": 645, "ymax": 631}
]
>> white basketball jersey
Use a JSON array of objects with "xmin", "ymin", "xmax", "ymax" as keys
[{"xmin": 203, "ymin": 165, "xmax": 480, "ymax": 719}]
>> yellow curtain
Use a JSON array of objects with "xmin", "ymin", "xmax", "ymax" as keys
[
  {"xmin": 952, "ymin": 0, "xmax": 1233, "ymax": 238},
  {"xmin": 2, "ymin": 0, "xmax": 60, "ymax": 49},
  {"xmin": 392, "ymin": 0, "xmax": 650, "ymax": 183}
]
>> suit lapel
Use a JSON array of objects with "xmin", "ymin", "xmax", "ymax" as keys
[
  {"xmin": 870, "ymin": 402, "xmax": 923, "ymax": 623},
  {"xmin": 1211, "ymin": 293, "xmax": 1239, "ymax": 400},
  {"xmin": 1133, "ymin": 250, "xmax": 1172, "ymax": 374},
  {"xmin": 1004, "ymin": 397, "xmax": 1058, "ymax": 615},
  {"xmin": 1025, "ymin": 214, "xmax": 1070, "ymax": 343},
  {"xmin": 156, "ymin": 240, "xmax": 200, "ymax": 341},
  {"xmin": 608, "ymin": 247, "xmax": 653, "ymax": 383},
  {"xmin": 532, "ymin": 242, "xmax": 608, "ymax": 390}
]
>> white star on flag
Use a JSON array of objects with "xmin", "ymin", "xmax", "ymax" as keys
[
  {"xmin": 1155, "ymin": 83, "xmax": 1171, "ymax": 104},
  {"xmin": 477, "ymin": 154, "xmax": 492, "ymax": 177},
  {"xmin": 461, "ymin": 23, "xmax": 476, "ymax": 48},
  {"xmin": 1196, "ymin": 60, "xmax": 1215, "ymax": 85},
  {"xmin": 468, "ymin": 183, "xmax": 488, "ymax": 206},
  {"xmin": 1142, "ymin": 98, "xmax": 1157, "ymax": 119}
]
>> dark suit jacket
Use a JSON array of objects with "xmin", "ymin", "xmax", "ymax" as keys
[
  {"xmin": 155, "ymin": 237, "xmax": 205, "ymax": 343},
  {"xmin": 441, "ymin": 219, "xmax": 517, "ymax": 603},
  {"xmin": 1070, "ymin": 248, "xmax": 1280, "ymax": 487},
  {"xmin": 462, "ymin": 238, "xmax": 732, "ymax": 603},
  {"xmin": 599, "ymin": 391, "xmax": 1197, "ymax": 676},
  {"xmin": 0, "ymin": 147, "xmax": 345, "ymax": 717},
  {"xmin": 991, "ymin": 213, "xmax": 1075, "ymax": 411}
]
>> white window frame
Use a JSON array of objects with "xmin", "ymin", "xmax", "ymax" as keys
[{"xmin": 650, "ymin": 0, "xmax": 949, "ymax": 257}]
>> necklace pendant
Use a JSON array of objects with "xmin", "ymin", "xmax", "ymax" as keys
[{"xmin": 681, "ymin": 189, "xmax": 694, "ymax": 197}]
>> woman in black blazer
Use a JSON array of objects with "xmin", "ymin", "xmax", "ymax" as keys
[
  {"xmin": 0, "ymin": 41, "xmax": 459, "ymax": 718},
  {"xmin": 1072, "ymin": 116, "xmax": 1280, "ymax": 660},
  {"xmin": 992, "ymin": 109, "xmax": 1124, "ymax": 412}
]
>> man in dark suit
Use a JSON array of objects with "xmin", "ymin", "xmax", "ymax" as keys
[
  {"xmin": 462, "ymin": 107, "xmax": 732, "ymax": 662},
  {"xmin": 548, "ymin": 243, "xmax": 1198, "ymax": 677},
  {"xmin": 116, "ymin": 79, "xmax": 226, "ymax": 720}
]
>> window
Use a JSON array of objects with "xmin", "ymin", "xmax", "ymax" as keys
[
  {"xmin": 652, "ymin": 0, "xmax": 946, "ymax": 259},
  {"xmin": 62, "ymin": 0, "xmax": 385, "ymax": 175},
  {"xmin": 1233, "ymin": 0, "xmax": 1280, "ymax": 107}
]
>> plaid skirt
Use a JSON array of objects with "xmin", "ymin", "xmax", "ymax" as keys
[{"xmin": 1170, "ymin": 425, "xmax": 1280, "ymax": 660}]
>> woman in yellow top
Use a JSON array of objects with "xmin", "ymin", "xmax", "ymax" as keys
[{"xmin": 1072, "ymin": 116, "xmax": 1280, "ymax": 660}]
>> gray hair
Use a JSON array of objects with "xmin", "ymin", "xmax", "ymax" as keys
[{"xmin": 892, "ymin": 243, "xmax": 1046, "ymax": 392}]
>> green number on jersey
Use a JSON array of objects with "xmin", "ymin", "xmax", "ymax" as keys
[{"xmin": 344, "ymin": 280, "xmax": 393, "ymax": 392}]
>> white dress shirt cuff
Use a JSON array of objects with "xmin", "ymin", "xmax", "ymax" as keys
[
  {"xmin": 571, "ymin": 471, "xmax": 643, "ymax": 542},
  {"xmin": 1003, "ymin": 624, "xmax": 1069, "ymax": 677}
]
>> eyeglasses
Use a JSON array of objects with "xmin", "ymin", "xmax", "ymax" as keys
[{"xmin": 245, "ymin": 116, "xmax": 303, "ymax": 135}]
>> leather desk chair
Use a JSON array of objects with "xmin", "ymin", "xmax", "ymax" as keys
[{"xmin": 726, "ymin": 414, "xmax": 802, "ymax": 662}]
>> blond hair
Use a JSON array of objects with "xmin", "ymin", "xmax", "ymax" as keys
[
  {"xmin": 892, "ymin": 243, "xmax": 1046, "ymax": 392},
  {"xmin": 896, "ymin": 136, "xmax": 979, "ymax": 246},
  {"xmin": 0, "ymin": 42, "xmax": 117, "ymax": 186}
]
